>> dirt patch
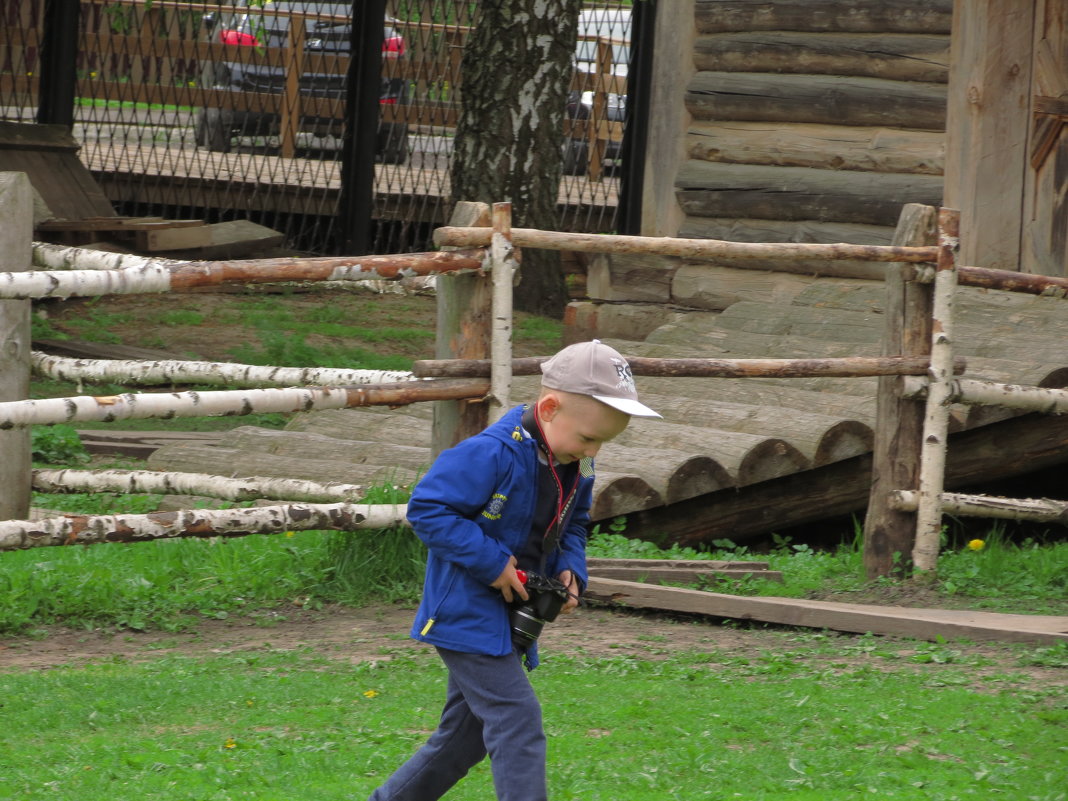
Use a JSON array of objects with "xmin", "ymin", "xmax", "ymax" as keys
[{"xmin": 2, "ymin": 604, "xmax": 1063, "ymax": 691}]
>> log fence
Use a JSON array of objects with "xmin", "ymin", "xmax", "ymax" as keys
[{"xmin": 1, "ymin": 182, "xmax": 1065, "ymax": 579}]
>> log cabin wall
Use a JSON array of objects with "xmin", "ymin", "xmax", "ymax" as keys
[
  {"xmin": 571, "ymin": 0, "xmax": 954, "ymax": 341},
  {"xmin": 680, "ymin": 0, "xmax": 951, "ymax": 245}
]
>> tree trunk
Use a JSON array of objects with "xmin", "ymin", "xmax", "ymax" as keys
[{"xmin": 450, "ymin": 0, "xmax": 581, "ymax": 317}]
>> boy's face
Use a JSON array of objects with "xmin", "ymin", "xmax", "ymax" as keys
[{"xmin": 537, "ymin": 392, "xmax": 630, "ymax": 464}]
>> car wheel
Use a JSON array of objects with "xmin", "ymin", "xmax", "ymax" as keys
[
  {"xmin": 377, "ymin": 122, "xmax": 409, "ymax": 165},
  {"xmin": 195, "ymin": 108, "xmax": 233, "ymax": 153},
  {"xmin": 562, "ymin": 138, "xmax": 589, "ymax": 176}
]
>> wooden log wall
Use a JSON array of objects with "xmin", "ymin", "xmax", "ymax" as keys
[
  {"xmin": 679, "ymin": 0, "xmax": 950, "ymax": 245},
  {"xmin": 575, "ymin": 1, "xmax": 953, "ymax": 339}
]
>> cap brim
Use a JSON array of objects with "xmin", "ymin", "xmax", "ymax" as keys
[{"xmin": 593, "ymin": 394, "xmax": 662, "ymax": 419}]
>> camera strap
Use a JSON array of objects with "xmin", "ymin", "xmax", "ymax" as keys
[{"xmin": 522, "ymin": 405, "xmax": 581, "ymax": 569}]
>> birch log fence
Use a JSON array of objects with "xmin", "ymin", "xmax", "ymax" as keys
[{"xmin": 2, "ymin": 181, "xmax": 1065, "ymax": 579}]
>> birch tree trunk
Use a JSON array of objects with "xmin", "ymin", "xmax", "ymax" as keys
[
  {"xmin": 31, "ymin": 352, "xmax": 413, "ymax": 388},
  {"xmin": 450, "ymin": 0, "xmax": 581, "ymax": 317},
  {"xmin": 0, "ymin": 502, "xmax": 409, "ymax": 550},
  {"xmin": 32, "ymin": 468, "xmax": 371, "ymax": 504}
]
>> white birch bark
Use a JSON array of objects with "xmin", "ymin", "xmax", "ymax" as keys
[
  {"xmin": 0, "ymin": 266, "xmax": 172, "ymax": 299},
  {"xmin": 952, "ymin": 378, "xmax": 1068, "ymax": 415},
  {"xmin": 32, "ymin": 241, "xmax": 182, "ymax": 271},
  {"xmin": 32, "ymin": 468, "xmax": 371, "ymax": 503},
  {"xmin": 912, "ymin": 213, "xmax": 958, "ymax": 576},
  {"xmin": 0, "ymin": 386, "xmax": 352, "ymax": 427},
  {"xmin": 489, "ymin": 202, "xmax": 516, "ymax": 422},
  {"xmin": 0, "ymin": 380, "xmax": 482, "ymax": 428},
  {"xmin": 903, "ymin": 376, "xmax": 1068, "ymax": 415},
  {"xmin": 890, "ymin": 490, "xmax": 1068, "ymax": 525},
  {"xmin": 31, "ymin": 352, "xmax": 413, "ymax": 388},
  {"xmin": 0, "ymin": 502, "xmax": 409, "ymax": 550}
]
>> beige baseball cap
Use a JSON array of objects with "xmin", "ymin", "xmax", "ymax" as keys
[{"xmin": 540, "ymin": 340, "xmax": 661, "ymax": 418}]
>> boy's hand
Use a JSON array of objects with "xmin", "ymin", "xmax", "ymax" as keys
[
  {"xmin": 491, "ymin": 556, "xmax": 528, "ymax": 603},
  {"xmin": 557, "ymin": 569, "xmax": 580, "ymax": 613}
]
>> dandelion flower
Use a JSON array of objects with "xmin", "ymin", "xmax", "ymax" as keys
[
  {"xmin": 967, "ymin": 539, "xmax": 985, "ymax": 551},
  {"xmin": 363, "ymin": 690, "xmax": 379, "ymax": 699},
  {"xmin": 224, "ymin": 737, "xmax": 237, "ymax": 749}
]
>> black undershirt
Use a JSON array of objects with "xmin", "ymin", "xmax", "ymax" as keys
[{"xmin": 517, "ymin": 408, "xmax": 577, "ymax": 572}]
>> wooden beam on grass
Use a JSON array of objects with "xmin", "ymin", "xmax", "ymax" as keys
[{"xmin": 585, "ymin": 577, "xmax": 1068, "ymax": 645}]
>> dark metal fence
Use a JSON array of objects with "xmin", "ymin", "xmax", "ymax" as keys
[{"xmin": 1, "ymin": 0, "xmax": 638, "ymax": 255}]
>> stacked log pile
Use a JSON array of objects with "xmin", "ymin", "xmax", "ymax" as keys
[{"xmin": 145, "ymin": 278, "xmax": 1068, "ymax": 544}]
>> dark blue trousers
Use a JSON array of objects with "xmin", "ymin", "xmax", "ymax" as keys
[{"xmin": 367, "ymin": 645, "xmax": 547, "ymax": 801}]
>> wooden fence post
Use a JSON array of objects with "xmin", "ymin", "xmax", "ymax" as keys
[
  {"xmin": 862, "ymin": 204, "xmax": 937, "ymax": 578},
  {"xmin": 432, "ymin": 201, "xmax": 492, "ymax": 456},
  {"xmin": 0, "ymin": 172, "xmax": 33, "ymax": 520},
  {"xmin": 280, "ymin": 14, "xmax": 307, "ymax": 160}
]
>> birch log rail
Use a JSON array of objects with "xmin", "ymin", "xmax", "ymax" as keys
[
  {"xmin": 432, "ymin": 227, "xmax": 939, "ymax": 263},
  {"xmin": 412, "ymin": 355, "xmax": 965, "ymax": 378},
  {"xmin": 0, "ymin": 380, "xmax": 488, "ymax": 429},
  {"xmin": 31, "ymin": 352, "xmax": 414, "ymax": 388},
  {"xmin": 6, "ymin": 245, "xmax": 488, "ymax": 299},
  {"xmin": 0, "ymin": 502, "xmax": 409, "ymax": 551},
  {"xmin": 32, "ymin": 468, "xmax": 372, "ymax": 504},
  {"xmin": 888, "ymin": 491, "xmax": 1068, "ymax": 525}
]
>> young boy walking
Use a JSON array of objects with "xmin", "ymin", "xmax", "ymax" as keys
[{"xmin": 367, "ymin": 340, "xmax": 660, "ymax": 801}]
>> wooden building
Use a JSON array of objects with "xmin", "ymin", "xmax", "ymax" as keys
[{"xmin": 640, "ymin": 0, "xmax": 1066, "ymax": 276}]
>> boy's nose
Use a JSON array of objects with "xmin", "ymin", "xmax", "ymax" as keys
[{"xmin": 583, "ymin": 442, "xmax": 601, "ymax": 458}]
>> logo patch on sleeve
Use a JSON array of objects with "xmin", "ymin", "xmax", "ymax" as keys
[{"xmin": 481, "ymin": 493, "xmax": 508, "ymax": 520}]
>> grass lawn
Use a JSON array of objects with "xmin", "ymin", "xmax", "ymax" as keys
[{"xmin": 1, "ymin": 637, "xmax": 1065, "ymax": 801}]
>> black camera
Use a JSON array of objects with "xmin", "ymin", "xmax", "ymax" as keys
[{"xmin": 509, "ymin": 570, "xmax": 569, "ymax": 646}]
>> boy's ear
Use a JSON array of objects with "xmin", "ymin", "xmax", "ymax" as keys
[{"xmin": 538, "ymin": 394, "xmax": 560, "ymax": 421}]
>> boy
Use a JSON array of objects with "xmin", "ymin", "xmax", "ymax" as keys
[{"xmin": 367, "ymin": 340, "xmax": 660, "ymax": 801}]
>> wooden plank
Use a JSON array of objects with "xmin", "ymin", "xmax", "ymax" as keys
[
  {"xmin": 686, "ymin": 72, "xmax": 947, "ymax": 130},
  {"xmin": 134, "ymin": 225, "xmax": 213, "ymax": 252},
  {"xmin": 0, "ymin": 173, "xmax": 33, "ymax": 520},
  {"xmin": 942, "ymin": 0, "xmax": 1035, "ymax": 271},
  {"xmin": 694, "ymin": 0, "xmax": 953, "ymax": 35},
  {"xmin": 694, "ymin": 32, "xmax": 949, "ymax": 82},
  {"xmin": 0, "ymin": 120, "xmax": 80, "ymax": 151},
  {"xmin": 586, "ymin": 557, "xmax": 771, "ymax": 571},
  {"xmin": 585, "ymin": 577, "xmax": 1068, "ymax": 645},
  {"xmin": 1023, "ymin": 0, "xmax": 1068, "ymax": 276},
  {"xmin": 676, "ymin": 161, "xmax": 944, "ymax": 227},
  {"xmin": 588, "ymin": 566, "xmax": 785, "ymax": 584},
  {"xmin": 182, "ymin": 220, "xmax": 286, "ymax": 259},
  {"xmin": 686, "ymin": 121, "xmax": 945, "ymax": 176}
]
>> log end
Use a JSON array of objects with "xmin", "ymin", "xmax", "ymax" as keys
[{"xmin": 813, "ymin": 420, "xmax": 874, "ymax": 467}]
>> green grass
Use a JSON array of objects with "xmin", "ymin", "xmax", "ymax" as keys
[{"xmin": 0, "ymin": 642, "xmax": 1064, "ymax": 800}]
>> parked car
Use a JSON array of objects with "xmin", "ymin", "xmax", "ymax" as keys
[
  {"xmin": 563, "ymin": 7, "xmax": 630, "ymax": 175},
  {"xmin": 195, "ymin": 2, "xmax": 410, "ymax": 163}
]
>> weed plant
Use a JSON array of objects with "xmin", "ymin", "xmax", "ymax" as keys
[{"xmin": 1, "ymin": 643, "xmax": 1064, "ymax": 800}]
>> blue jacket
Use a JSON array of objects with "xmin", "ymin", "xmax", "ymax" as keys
[{"xmin": 406, "ymin": 404, "xmax": 594, "ymax": 667}]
